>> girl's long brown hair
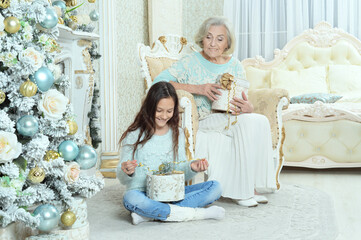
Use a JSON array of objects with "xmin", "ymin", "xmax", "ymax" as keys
[{"xmin": 119, "ymin": 82, "xmax": 180, "ymax": 161}]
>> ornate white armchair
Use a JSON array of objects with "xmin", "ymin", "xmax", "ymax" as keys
[{"xmin": 138, "ymin": 35, "xmax": 289, "ymax": 189}]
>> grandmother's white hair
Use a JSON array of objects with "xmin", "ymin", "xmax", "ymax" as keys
[{"xmin": 194, "ymin": 16, "xmax": 236, "ymax": 55}]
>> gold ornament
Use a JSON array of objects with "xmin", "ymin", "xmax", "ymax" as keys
[
  {"xmin": 20, "ymin": 79, "xmax": 38, "ymax": 97},
  {"xmin": 69, "ymin": 15, "xmax": 78, "ymax": 23},
  {"xmin": 49, "ymin": 38, "xmax": 61, "ymax": 53},
  {"xmin": 4, "ymin": 16, "xmax": 21, "ymax": 34},
  {"xmin": 28, "ymin": 167, "xmax": 45, "ymax": 184},
  {"xmin": 67, "ymin": 120, "xmax": 78, "ymax": 135},
  {"xmin": 0, "ymin": 90, "xmax": 5, "ymax": 104},
  {"xmin": 65, "ymin": 0, "xmax": 77, "ymax": 7},
  {"xmin": 61, "ymin": 209, "xmax": 76, "ymax": 227},
  {"xmin": 0, "ymin": 0, "xmax": 10, "ymax": 8},
  {"xmin": 44, "ymin": 150, "xmax": 60, "ymax": 161},
  {"xmin": 88, "ymin": 0, "xmax": 96, "ymax": 3},
  {"xmin": 58, "ymin": 17, "xmax": 64, "ymax": 25}
]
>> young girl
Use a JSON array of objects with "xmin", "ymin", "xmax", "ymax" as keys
[{"xmin": 117, "ymin": 82, "xmax": 225, "ymax": 225}]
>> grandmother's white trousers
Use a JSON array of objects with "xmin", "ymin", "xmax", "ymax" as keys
[{"xmin": 195, "ymin": 113, "xmax": 276, "ymax": 200}]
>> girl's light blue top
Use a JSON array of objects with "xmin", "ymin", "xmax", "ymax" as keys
[
  {"xmin": 117, "ymin": 128, "xmax": 196, "ymax": 192},
  {"xmin": 153, "ymin": 52, "xmax": 245, "ymax": 119}
]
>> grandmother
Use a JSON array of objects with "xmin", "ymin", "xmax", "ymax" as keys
[{"xmin": 153, "ymin": 16, "xmax": 276, "ymax": 207}]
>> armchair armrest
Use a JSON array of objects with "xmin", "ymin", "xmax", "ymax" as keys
[
  {"xmin": 248, "ymin": 88, "xmax": 289, "ymax": 149},
  {"xmin": 176, "ymin": 90, "xmax": 199, "ymax": 159},
  {"xmin": 248, "ymin": 88, "xmax": 289, "ymax": 190}
]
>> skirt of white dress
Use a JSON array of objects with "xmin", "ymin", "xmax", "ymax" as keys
[{"xmin": 195, "ymin": 113, "xmax": 276, "ymax": 200}]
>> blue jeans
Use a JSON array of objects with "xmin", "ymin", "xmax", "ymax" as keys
[{"xmin": 123, "ymin": 180, "xmax": 222, "ymax": 220}]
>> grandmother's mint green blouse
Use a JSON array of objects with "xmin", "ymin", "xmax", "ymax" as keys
[{"xmin": 153, "ymin": 52, "xmax": 245, "ymax": 119}]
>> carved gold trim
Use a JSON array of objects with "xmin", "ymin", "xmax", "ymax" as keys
[
  {"xmin": 102, "ymin": 152, "xmax": 119, "ymax": 156},
  {"xmin": 84, "ymin": 125, "xmax": 92, "ymax": 146},
  {"xmin": 100, "ymin": 159, "xmax": 119, "ymax": 169},
  {"xmin": 101, "ymin": 172, "xmax": 116, "ymax": 178},
  {"xmin": 184, "ymin": 127, "xmax": 192, "ymax": 160},
  {"xmin": 276, "ymin": 126, "xmax": 286, "ymax": 190},
  {"xmin": 158, "ymin": 36, "xmax": 168, "ymax": 52},
  {"xmin": 75, "ymin": 70, "xmax": 92, "ymax": 74}
]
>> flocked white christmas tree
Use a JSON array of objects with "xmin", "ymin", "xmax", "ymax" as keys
[{"xmin": 0, "ymin": 0, "xmax": 104, "ymax": 234}]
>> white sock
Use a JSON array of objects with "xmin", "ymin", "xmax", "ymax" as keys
[
  {"xmin": 164, "ymin": 204, "xmax": 225, "ymax": 222},
  {"xmin": 131, "ymin": 212, "xmax": 151, "ymax": 225},
  {"xmin": 204, "ymin": 205, "xmax": 225, "ymax": 220}
]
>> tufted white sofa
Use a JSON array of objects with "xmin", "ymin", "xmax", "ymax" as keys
[{"xmin": 242, "ymin": 22, "xmax": 361, "ymax": 168}]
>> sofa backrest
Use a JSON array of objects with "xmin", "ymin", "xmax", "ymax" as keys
[{"xmin": 242, "ymin": 22, "xmax": 361, "ymax": 101}]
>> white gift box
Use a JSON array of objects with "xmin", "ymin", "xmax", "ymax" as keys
[
  {"xmin": 146, "ymin": 172, "xmax": 185, "ymax": 202},
  {"xmin": 212, "ymin": 77, "xmax": 250, "ymax": 112}
]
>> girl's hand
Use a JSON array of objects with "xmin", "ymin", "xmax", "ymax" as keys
[
  {"xmin": 191, "ymin": 158, "xmax": 209, "ymax": 172},
  {"xmin": 230, "ymin": 91, "xmax": 254, "ymax": 115},
  {"xmin": 199, "ymin": 83, "xmax": 222, "ymax": 101},
  {"xmin": 121, "ymin": 160, "xmax": 137, "ymax": 176}
]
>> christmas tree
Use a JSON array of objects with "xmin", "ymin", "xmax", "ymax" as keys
[{"xmin": 0, "ymin": 0, "xmax": 104, "ymax": 234}]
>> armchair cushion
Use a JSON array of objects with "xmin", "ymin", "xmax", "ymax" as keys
[
  {"xmin": 248, "ymin": 88, "xmax": 289, "ymax": 149},
  {"xmin": 245, "ymin": 66, "xmax": 271, "ymax": 89},
  {"xmin": 145, "ymin": 56, "xmax": 176, "ymax": 81}
]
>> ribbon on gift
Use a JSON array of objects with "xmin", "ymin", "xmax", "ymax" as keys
[
  {"xmin": 219, "ymin": 73, "xmax": 238, "ymax": 129},
  {"xmin": 220, "ymin": 73, "xmax": 234, "ymax": 90}
]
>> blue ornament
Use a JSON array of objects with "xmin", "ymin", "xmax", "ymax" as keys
[
  {"xmin": 33, "ymin": 204, "xmax": 60, "ymax": 232},
  {"xmin": 16, "ymin": 115, "xmax": 39, "ymax": 137},
  {"xmin": 89, "ymin": 10, "xmax": 99, "ymax": 21},
  {"xmin": 40, "ymin": 7, "xmax": 58, "ymax": 29},
  {"xmin": 30, "ymin": 67, "xmax": 54, "ymax": 92},
  {"xmin": 52, "ymin": 1, "xmax": 66, "ymax": 16},
  {"xmin": 58, "ymin": 140, "xmax": 79, "ymax": 161},
  {"xmin": 75, "ymin": 145, "xmax": 97, "ymax": 169}
]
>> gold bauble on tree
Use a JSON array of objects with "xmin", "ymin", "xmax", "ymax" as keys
[
  {"xmin": 0, "ymin": 90, "xmax": 5, "ymax": 104},
  {"xmin": 61, "ymin": 209, "xmax": 76, "ymax": 227},
  {"xmin": 65, "ymin": 0, "xmax": 77, "ymax": 7},
  {"xmin": 88, "ymin": 0, "xmax": 96, "ymax": 3},
  {"xmin": 0, "ymin": 0, "xmax": 10, "ymax": 9},
  {"xmin": 44, "ymin": 150, "xmax": 60, "ymax": 162},
  {"xmin": 20, "ymin": 79, "xmax": 38, "ymax": 97},
  {"xmin": 28, "ymin": 167, "xmax": 46, "ymax": 184},
  {"xmin": 4, "ymin": 16, "xmax": 21, "ymax": 34},
  {"xmin": 67, "ymin": 120, "xmax": 78, "ymax": 135}
]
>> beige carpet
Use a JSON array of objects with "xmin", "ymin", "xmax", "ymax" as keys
[{"xmin": 87, "ymin": 179, "xmax": 338, "ymax": 240}]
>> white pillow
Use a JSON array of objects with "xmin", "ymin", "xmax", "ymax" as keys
[
  {"xmin": 328, "ymin": 65, "xmax": 361, "ymax": 94},
  {"xmin": 271, "ymin": 66, "xmax": 328, "ymax": 97},
  {"xmin": 245, "ymin": 67, "xmax": 271, "ymax": 90}
]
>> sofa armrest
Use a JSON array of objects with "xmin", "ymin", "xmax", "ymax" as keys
[
  {"xmin": 248, "ymin": 88, "xmax": 289, "ymax": 149},
  {"xmin": 176, "ymin": 89, "xmax": 199, "ymax": 159}
]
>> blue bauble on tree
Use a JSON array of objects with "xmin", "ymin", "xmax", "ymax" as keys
[
  {"xmin": 16, "ymin": 115, "xmax": 39, "ymax": 137},
  {"xmin": 89, "ymin": 10, "xmax": 99, "ymax": 21},
  {"xmin": 33, "ymin": 204, "xmax": 60, "ymax": 232},
  {"xmin": 58, "ymin": 140, "xmax": 79, "ymax": 161},
  {"xmin": 75, "ymin": 145, "xmax": 97, "ymax": 169},
  {"xmin": 40, "ymin": 7, "xmax": 58, "ymax": 29},
  {"xmin": 30, "ymin": 67, "xmax": 54, "ymax": 92},
  {"xmin": 52, "ymin": 1, "xmax": 66, "ymax": 16}
]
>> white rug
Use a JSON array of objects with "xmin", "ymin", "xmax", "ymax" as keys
[{"xmin": 87, "ymin": 179, "xmax": 338, "ymax": 240}]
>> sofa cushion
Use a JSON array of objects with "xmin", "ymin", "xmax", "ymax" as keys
[
  {"xmin": 270, "ymin": 66, "xmax": 328, "ymax": 97},
  {"xmin": 328, "ymin": 65, "xmax": 361, "ymax": 94},
  {"xmin": 290, "ymin": 93, "xmax": 342, "ymax": 104},
  {"xmin": 245, "ymin": 67, "xmax": 271, "ymax": 90}
]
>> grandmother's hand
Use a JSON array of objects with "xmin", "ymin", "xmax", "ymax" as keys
[
  {"xmin": 199, "ymin": 83, "xmax": 222, "ymax": 101},
  {"xmin": 190, "ymin": 158, "xmax": 209, "ymax": 172},
  {"xmin": 230, "ymin": 91, "xmax": 254, "ymax": 115},
  {"xmin": 121, "ymin": 160, "xmax": 137, "ymax": 176}
]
